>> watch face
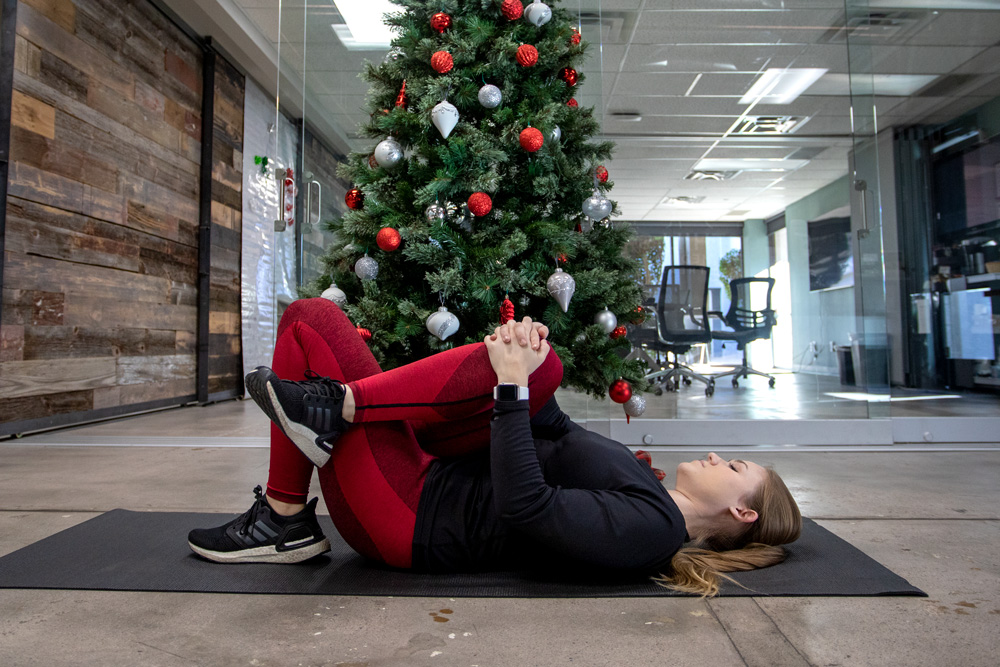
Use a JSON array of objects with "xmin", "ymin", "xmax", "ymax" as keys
[{"xmin": 496, "ymin": 384, "xmax": 520, "ymax": 401}]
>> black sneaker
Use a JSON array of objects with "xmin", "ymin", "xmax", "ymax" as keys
[
  {"xmin": 187, "ymin": 486, "xmax": 331, "ymax": 564},
  {"xmin": 245, "ymin": 366, "xmax": 350, "ymax": 467}
]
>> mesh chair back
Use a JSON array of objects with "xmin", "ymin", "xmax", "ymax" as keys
[
  {"xmin": 657, "ymin": 265, "xmax": 712, "ymax": 343},
  {"xmin": 725, "ymin": 277, "xmax": 776, "ymax": 333}
]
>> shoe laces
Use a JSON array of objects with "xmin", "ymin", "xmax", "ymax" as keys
[
  {"xmin": 301, "ymin": 370, "xmax": 346, "ymax": 400},
  {"xmin": 235, "ymin": 485, "xmax": 268, "ymax": 537}
]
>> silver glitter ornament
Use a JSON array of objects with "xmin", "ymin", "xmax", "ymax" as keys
[
  {"xmin": 354, "ymin": 254, "xmax": 379, "ymax": 281},
  {"xmin": 374, "ymin": 137, "xmax": 403, "ymax": 169},
  {"xmin": 546, "ymin": 268, "xmax": 576, "ymax": 313},
  {"xmin": 478, "ymin": 84, "xmax": 502, "ymax": 109},
  {"xmin": 623, "ymin": 394, "xmax": 647, "ymax": 420},
  {"xmin": 582, "ymin": 189, "xmax": 612, "ymax": 221},
  {"xmin": 382, "ymin": 48, "xmax": 404, "ymax": 64},
  {"xmin": 524, "ymin": 0, "xmax": 552, "ymax": 26},
  {"xmin": 549, "ymin": 125, "xmax": 561, "ymax": 142},
  {"xmin": 426, "ymin": 306, "xmax": 460, "ymax": 341},
  {"xmin": 595, "ymin": 308, "xmax": 618, "ymax": 334},
  {"xmin": 321, "ymin": 282, "xmax": 347, "ymax": 307},
  {"xmin": 425, "ymin": 202, "xmax": 447, "ymax": 223},
  {"xmin": 599, "ymin": 217, "xmax": 612, "ymax": 229},
  {"xmin": 431, "ymin": 100, "xmax": 459, "ymax": 138}
]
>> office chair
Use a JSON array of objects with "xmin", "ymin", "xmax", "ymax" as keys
[
  {"xmin": 709, "ymin": 277, "xmax": 777, "ymax": 388},
  {"xmin": 644, "ymin": 265, "xmax": 716, "ymax": 397}
]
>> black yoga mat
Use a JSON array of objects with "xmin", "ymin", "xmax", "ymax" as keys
[{"xmin": 0, "ymin": 510, "xmax": 925, "ymax": 597}]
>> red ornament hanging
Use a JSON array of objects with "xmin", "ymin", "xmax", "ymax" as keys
[
  {"xmin": 519, "ymin": 127, "xmax": 544, "ymax": 152},
  {"xmin": 345, "ymin": 188, "xmax": 364, "ymax": 210},
  {"xmin": 559, "ymin": 67, "xmax": 578, "ymax": 86},
  {"xmin": 570, "ymin": 27, "xmax": 581, "ymax": 45},
  {"xmin": 376, "ymin": 227, "xmax": 402, "ymax": 252},
  {"xmin": 557, "ymin": 252, "xmax": 568, "ymax": 264},
  {"xmin": 575, "ymin": 221, "xmax": 582, "ymax": 233},
  {"xmin": 609, "ymin": 379, "xmax": 632, "ymax": 404},
  {"xmin": 368, "ymin": 154, "xmax": 379, "ymax": 169},
  {"xmin": 501, "ymin": 0, "xmax": 523, "ymax": 20},
  {"xmin": 430, "ymin": 11, "xmax": 451, "ymax": 33},
  {"xmin": 500, "ymin": 297, "xmax": 515, "ymax": 325},
  {"xmin": 467, "ymin": 192, "xmax": 493, "ymax": 217},
  {"xmin": 516, "ymin": 44, "xmax": 538, "ymax": 67},
  {"xmin": 567, "ymin": 98, "xmax": 578, "ymax": 108},
  {"xmin": 395, "ymin": 80, "xmax": 407, "ymax": 108},
  {"xmin": 628, "ymin": 305, "xmax": 647, "ymax": 325},
  {"xmin": 431, "ymin": 51, "xmax": 453, "ymax": 73},
  {"xmin": 595, "ymin": 165, "xmax": 609, "ymax": 183},
  {"xmin": 356, "ymin": 327, "xmax": 372, "ymax": 343},
  {"xmin": 610, "ymin": 325, "xmax": 627, "ymax": 340}
]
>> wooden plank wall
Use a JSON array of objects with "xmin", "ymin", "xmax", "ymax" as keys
[
  {"xmin": 0, "ymin": 0, "xmax": 244, "ymax": 432},
  {"xmin": 207, "ymin": 55, "xmax": 244, "ymax": 400}
]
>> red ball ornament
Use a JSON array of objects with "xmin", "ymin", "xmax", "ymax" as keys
[
  {"xmin": 356, "ymin": 327, "xmax": 372, "ymax": 343},
  {"xmin": 596, "ymin": 165, "xmax": 609, "ymax": 183},
  {"xmin": 567, "ymin": 98, "xmax": 578, "ymax": 108},
  {"xmin": 519, "ymin": 127, "xmax": 544, "ymax": 152},
  {"xmin": 610, "ymin": 325, "xmax": 627, "ymax": 340},
  {"xmin": 500, "ymin": 297, "xmax": 515, "ymax": 325},
  {"xmin": 467, "ymin": 192, "xmax": 493, "ymax": 217},
  {"xmin": 516, "ymin": 44, "xmax": 538, "ymax": 67},
  {"xmin": 570, "ymin": 27, "xmax": 581, "ymax": 45},
  {"xmin": 345, "ymin": 188, "xmax": 364, "ymax": 210},
  {"xmin": 431, "ymin": 50, "xmax": 453, "ymax": 74},
  {"xmin": 430, "ymin": 12, "xmax": 451, "ymax": 33},
  {"xmin": 609, "ymin": 379, "xmax": 632, "ymax": 404},
  {"xmin": 376, "ymin": 227, "xmax": 401, "ymax": 252},
  {"xmin": 501, "ymin": 0, "xmax": 523, "ymax": 20},
  {"xmin": 629, "ymin": 305, "xmax": 647, "ymax": 325},
  {"xmin": 559, "ymin": 67, "xmax": 578, "ymax": 86}
]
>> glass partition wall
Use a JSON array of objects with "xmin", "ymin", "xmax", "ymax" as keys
[{"xmin": 260, "ymin": 0, "xmax": 1000, "ymax": 444}]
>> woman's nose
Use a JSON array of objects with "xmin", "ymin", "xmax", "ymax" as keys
[{"xmin": 707, "ymin": 452, "xmax": 721, "ymax": 465}]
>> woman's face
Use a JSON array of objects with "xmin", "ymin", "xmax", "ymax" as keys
[{"xmin": 675, "ymin": 452, "xmax": 768, "ymax": 516}]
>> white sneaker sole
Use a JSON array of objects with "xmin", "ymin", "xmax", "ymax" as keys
[
  {"xmin": 266, "ymin": 380, "xmax": 333, "ymax": 468},
  {"xmin": 188, "ymin": 537, "xmax": 331, "ymax": 564}
]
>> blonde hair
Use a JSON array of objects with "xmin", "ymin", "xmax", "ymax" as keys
[{"xmin": 653, "ymin": 467, "xmax": 801, "ymax": 597}]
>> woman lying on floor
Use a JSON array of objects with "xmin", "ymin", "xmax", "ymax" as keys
[{"xmin": 188, "ymin": 298, "xmax": 801, "ymax": 596}]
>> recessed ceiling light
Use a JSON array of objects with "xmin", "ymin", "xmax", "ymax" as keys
[
  {"xmin": 660, "ymin": 196, "xmax": 706, "ymax": 205},
  {"xmin": 333, "ymin": 0, "xmax": 395, "ymax": 46},
  {"xmin": 610, "ymin": 111, "xmax": 643, "ymax": 122},
  {"xmin": 739, "ymin": 68, "xmax": 828, "ymax": 105},
  {"xmin": 806, "ymin": 73, "xmax": 938, "ymax": 97},
  {"xmin": 695, "ymin": 158, "xmax": 809, "ymax": 172}
]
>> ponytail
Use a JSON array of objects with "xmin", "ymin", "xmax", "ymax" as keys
[{"xmin": 655, "ymin": 468, "xmax": 801, "ymax": 597}]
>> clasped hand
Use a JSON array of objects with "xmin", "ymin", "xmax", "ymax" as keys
[{"xmin": 483, "ymin": 316, "xmax": 550, "ymax": 386}]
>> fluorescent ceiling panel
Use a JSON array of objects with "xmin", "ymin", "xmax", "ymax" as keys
[
  {"xmin": 333, "ymin": 0, "xmax": 395, "ymax": 47},
  {"xmin": 739, "ymin": 68, "xmax": 828, "ymax": 105},
  {"xmin": 808, "ymin": 73, "xmax": 939, "ymax": 96},
  {"xmin": 867, "ymin": 0, "xmax": 1000, "ymax": 8},
  {"xmin": 694, "ymin": 158, "xmax": 810, "ymax": 172}
]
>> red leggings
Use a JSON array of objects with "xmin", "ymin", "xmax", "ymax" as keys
[{"xmin": 264, "ymin": 298, "xmax": 563, "ymax": 568}]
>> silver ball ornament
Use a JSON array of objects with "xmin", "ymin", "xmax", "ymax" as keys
[
  {"xmin": 425, "ymin": 203, "xmax": 447, "ymax": 223},
  {"xmin": 623, "ymin": 394, "xmax": 647, "ymax": 420},
  {"xmin": 426, "ymin": 306, "xmax": 460, "ymax": 341},
  {"xmin": 374, "ymin": 137, "xmax": 403, "ymax": 169},
  {"xmin": 446, "ymin": 201, "xmax": 472, "ymax": 231},
  {"xmin": 321, "ymin": 282, "xmax": 347, "ymax": 307},
  {"xmin": 546, "ymin": 268, "xmax": 576, "ymax": 313},
  {"xmin": 595, "ymin": 308, "xmax": 617, "ymax": 334},
  {"xmin": 478, "ymin": 84, "xmax": 502, "ymax": 109},
  {"xmin": 354, "ymin": 254, "xmax": 379, "ymax": 281},
  {"xmin": 524, "ymin": 0, "xmax": 552, "ymax": 26},
  {"xmin": 549, "ymin": 125, "xmax": 561, "ymax": 143},
  {"xmin": 582, "ymin": 189, "xmax": 612, "ymax": 221}
]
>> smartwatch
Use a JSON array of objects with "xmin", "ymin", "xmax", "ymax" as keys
[{"xmin": 493, "ymin": 383, "xmax": 529, "ymax": 402}]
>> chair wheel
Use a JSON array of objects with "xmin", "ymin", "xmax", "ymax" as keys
[
  {"xmin": 732, "ymin": 379, "xmax": 739, "ymax": 388},
  {"xmin": 683, "ymin": 377, "xmax": 692, "ymax": 386},
  {"xmin": 654, "ymin": 388, "xmax": 663, "ymax": 396},
  {"xmin": 705, "ymin": 385, "xmax": 714, "ymax": 397},
  {"xmin": 769, "ymin": 378, "xmax": 776, "ymax": 388}
]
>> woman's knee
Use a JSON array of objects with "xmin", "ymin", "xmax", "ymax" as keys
[
  {"xmin": 277, "ymin": 298, "xmax": 346, "ymax": 338},
  {"xmin": 530, "ymin": 346, "xmax": 564, "ymax": 396}
]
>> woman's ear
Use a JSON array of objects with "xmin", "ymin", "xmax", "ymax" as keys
[{"xmin": 729, "ymin": 506, "xmax": 759, "ymax": 524}]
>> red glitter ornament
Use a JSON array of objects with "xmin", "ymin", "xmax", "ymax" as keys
[
  {"xmin": 519, "ymin": 127, "xmax": 544, "ymax": 152},
  {"xmin": 628, "ymin": 305, "xmax": 647, "ymax": 325},
  {"xmin": 356, "ymin": 327, "xmax": 372, "ymax": 343},
  {"xmin": 430, "ymin": 12, "xmax": 451, "ymax": 33},
  {"xmin": 567, "ymin": 98, "xmax": 578, "ymax": 107},
  {"xmin": 609, "ymin": 379, "xmax": 632, "ymax": 404},
  {"xmin": 467, "ymin": 192, "xmax": 493, "ymax": 217},
  {"xmin": 376, "ymin": 227, "xmax": 401, "ymax": 252},
  {"xmin": 431, "ymin": 51, "xmax": 453, "ymax": 73},
  {"xmin": 570, "ymin": 27, "xmax": 581, "ymax": 45},
  {"xmin": 557, "ymin": 252, "xmax": 568, "ymax": 264},
  {"xmin": 501, "ymin": 0, "xmax": 523, "ymax": 20},
  {"xmin": 500, "ymin": 297, "xmax": 515, "ymax": 325},
  {"xmin": 345, "ymin": 188, "xmax": 364, "ymax": 210},
  {"xmin": 595, "ymin": 165, "xmax": 609, "ymax": 183},
  {"xmin": 516, "ymin": 44, "xmax": 538, "ymax": 67},
  {"xmin": 559, "ymin": 67, "xmax": 578, "ymax": 86},
  {"xmin": 395, "ymin": 80, "xmax": 407, "ymax": 107},
  {"xmin": 610, "ymin": 325, "xmax": 627, "ymax": 340}
]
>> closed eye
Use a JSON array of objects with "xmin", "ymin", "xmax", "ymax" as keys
[{"xmin": 729, "ymin": 462, "xmax": 738, "ymax": 472}]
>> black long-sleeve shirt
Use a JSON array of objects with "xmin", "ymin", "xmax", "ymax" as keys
[{"xmin": 411, "ymin": 397, "xmax": 686, "ymax": 574}]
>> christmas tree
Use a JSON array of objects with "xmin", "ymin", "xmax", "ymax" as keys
[{"xmin": 304, "ymin": 0, "xmax": 648, "ymax": 404}]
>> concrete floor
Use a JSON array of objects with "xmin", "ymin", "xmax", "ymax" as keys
[{"xmin": 1, "ymin": 400, "xmax": 999, "ymax": 666}]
